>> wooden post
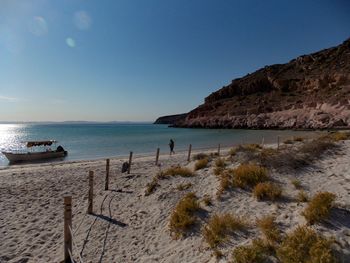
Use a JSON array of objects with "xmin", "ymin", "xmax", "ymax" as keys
[
  {"xmin": 128, "ymin": 151, "xmax": 133, "ymax": 174},
  {"xmin": 277, "ymin": 136, "xmax": 280, "ymax": 151},
  {"xmin": 105, "ymin": 159, "xmax": 110, "ymax": 190},
  {"xmin": 88, "ymin": 171, "xmax": 94, "ymax": 214},
  {"xmin": 217, "ymin": 143, "xmax": 221, "ymax": 156},
  {"xmin": 155, "ymin": 148, "xmax": 160, "ymax": 165},
  {"xmin": 187, "ymin": 144, "xmax": 192, "ymax": 162},
  {"xmin": 64, "ymin": 196, "xmax": 72, "ymax": 263},
  {"xmin": 261, "ymin": 137, "xmax": 265, "ymax": 147}
]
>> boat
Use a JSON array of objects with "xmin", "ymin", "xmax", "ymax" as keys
[{"xmin": 1, "ymin": 140, "xmax": 68, "ymax": 163}]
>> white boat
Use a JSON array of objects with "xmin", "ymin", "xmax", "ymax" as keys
[{"xmin": 2, "ymin": 140, "xmax": 68, "ymax": 163}]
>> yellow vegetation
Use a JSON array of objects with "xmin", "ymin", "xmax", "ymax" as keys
[
  {"xmin": 232, "ymin": 238, "xmax": 271, "ymax": 263},
  {"xmin": 256, "ymin": 215, "xmax": 281, "ymax": 243},
  {"xmin": 296, "ymin": 190, "xmax": 308, "ymax": 203},
  {"xmin": 176, "ymin": 183, "xmax": 192, "ymax": 191},
  {"xmin": 303, "ymin": 192, "xmax": 336, "ymax": 224},
  {"xmin": 194, "ymin": 158, "xmax": 209, "ymax": 170},
  {"xmin": 233, "ymin": 164, "xmax": 269, "ymax": 189},
  {"xmin": 164, "ymin": 166, "xmax": 194, "ymax": 177},
  {"xmin": 203, "ymin": 213, "xmax": 247, "ymax": 248},
  {"xmin": 253, "ymin": 182, "xmax": 282, "ymax": 201},
  {"xmin": 291, "ymin": 179, "xmax": 302, "ymax": 189},
  {"xmin": 169, "ymin": 193, "xmax": 201, "ymax": 238}
]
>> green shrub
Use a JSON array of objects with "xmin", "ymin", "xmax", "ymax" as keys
[
  {"xmin": 176, "ymin": 183, "xmax": 192, "ymax": 191},
  {"xmin": 215, "ymin": 158, "xmax": 226, "ymax": 168},
  {"xmin": 233, "ymin": 164, "xmax": 269, "ymax": 189},
  {"xmin": 203, "ymin": 213, "xmax": 247, "ymax": 248},
  {"xmin": 253, "ymin": 182, "xmax": 282, "ymax": 201},
  {"xmin": 302, "ymin": 192, "xmax": 336, "ymax": 224},
  {"xmin": 169, "ymin": 193, "xmax": 200, "ymax": 238},
  {"xmin": 277, "ymin": 226, "xmax": 337, "ymax": 263},
  {"xmin": 291, "ymin": 179, "xmax": 302, "ymax": 189},
  {"xmin": 194, "ymin": 158, "xmax": 209, "ymax": 170}
]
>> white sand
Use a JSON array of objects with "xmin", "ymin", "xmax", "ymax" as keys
[{"xmin": 0, "ymin": 142, "xmax": 350, "ymax": 263}]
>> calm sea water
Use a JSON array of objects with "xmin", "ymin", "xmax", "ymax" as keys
[{"xmin": 0, "ymin": 123, "xmax": 320, "ymax": 167}]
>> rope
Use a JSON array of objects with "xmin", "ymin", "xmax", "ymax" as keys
[{"xmin": 69, "ymin": 226, "xmax": 85, "ymax": 263}]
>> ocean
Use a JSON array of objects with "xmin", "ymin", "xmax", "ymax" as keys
[{"xmin": 0, "ymin": 123, "xmax": 320, "ymax": 167}]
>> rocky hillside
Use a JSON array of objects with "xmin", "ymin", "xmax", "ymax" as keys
[
  {"xmin": 168, "ymin": 38, "xmax": 350, "ymax": 129},
  {"xmin": 154, "ymin": 113, "xmax": 187, "ymax": 124}
]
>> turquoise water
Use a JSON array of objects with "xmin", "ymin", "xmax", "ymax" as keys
[{"xmin": 0, "ymin": 123, "xmax": 319, "ymax": 166}]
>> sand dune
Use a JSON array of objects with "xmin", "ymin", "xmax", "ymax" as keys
[{"xmin": 0, "ymin": 140, "xmax": 350, "ymax": 263}]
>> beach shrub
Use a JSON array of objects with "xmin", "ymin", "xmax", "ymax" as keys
[
  {"xmin": 256, "ymin": 215, "xmax": 281, "ymax": 243},
  {"xmin": 164, "ymin": 166, "xmax": 194, "ymax": 177},
  {"xmin": 303, "ymin": 192, "xmax": 336, "ymax": 224},
  {"xmin": 203, "ymin": 213, "xmax": 247, "ymax": 248},
  {"xmin": 296, "ymin": 190, "xmax": 308, "ymax": 203},
  {"xmin": 232, "ymin": 238, "xmax": 271, "ymax": 263},
  {"xmin": 193, "ymin": 153, "xmax": 209, "ymax": 161},
  {"xmin": 214, "ymin": 166, "xmax": 224, "ymax": 176},
  {"xmin": 215, "ymin": 158, "xmax": 225, "ymax": 168},
  {"xmin": 253, "ymin": 182, "xmax": 282, "ymax": 201},
  {"xmin": 145, "ymin": 177, "xmax": 159, "ymax": 196},
  {"xmin": 291, "ymin": 179, "xmax": 302, "ymax": 189},
  {"xmin": 229, "ymin": 147, "xmax": 238, "ymax": 156},
  {"xmin": 299, "ymin": 139, "xmax": 337, "ymax": 161},
  {"xmin": 169, "ymin": 192, "xmax": 200, "ymax": 238},
  {"xmin": 284, "ymin": 139, "xmax": 294, "ymax": 144},
  {"xmin": 216, "ymin": 170, "xmax": 233, "ymax": 198},
  {"xmin": 176, "ymin": 183, "xmax": 192, "ymax": 191},
  {"xmin": 277, "ymin": 225, "xmax": 337, "ymax": 263},
  {"xmin": 233, "ymin": 164, "xmax": 269, "ymax": 189},
  {"xmin": 194, "ymin": 158, "xmax": 209, "ymax": 170}
]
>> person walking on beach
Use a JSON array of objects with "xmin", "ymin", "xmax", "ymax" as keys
[{"xmin": 169, "ymin": 139, "xmax": 175, "ymax": 155}]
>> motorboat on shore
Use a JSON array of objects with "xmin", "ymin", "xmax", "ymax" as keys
[{"xmin": 1, "ymin": 140, "xmax": 68, "ymax": 163}]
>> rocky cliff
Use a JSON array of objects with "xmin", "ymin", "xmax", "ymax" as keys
[
  {"xmin": 154, "ymin": 113, "xmax": 187, "ymax": 124},
  {"xmin": 170, "ymin": 38, "xmax": 350, "ymax": 129}
]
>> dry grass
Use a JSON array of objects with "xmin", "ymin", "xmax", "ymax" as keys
[
  {"xmin": 215, "ymin": 158, "xmax": 226, "ymax": 168},
  {"xmin": 321, "ymin": 131, "xmax": 350, "ymax": 142},
  {"xmin": 203, "ymin": 213, "xmax": 247, "ymax": 248},
  {"xmin": 214, "ymin": 167, "xmax": 225, "ymax": 176},
  {"xmin": 277, "ymin": 225, "xmax": 337, "ymax": 263},
  {"xmin": 291, "ymin": 179, "xmax": 302, "ymax": 189},
  {"xmin": 169, "ymin": 192, "xmax": 201, "ymax": 238},
  {"xmin": 296, "ymin": 190, "xmax": 308, "ymax": 203},
  {"xmin": 176, "ymin": 183, "xmax": 192, "ymax": 191},
  {"xmin": 216, "ymin": 170, "xmax": 233, "ymax": 198},
  {"xmin": 253, "ymin": 182, "xmax": 282, "ymax": 201},
  {"xmin": 194, "ymin": 158, "xmax": 209, "ymax": 170},
  {"xmin": 163, "ymin": 166, "xmax": 194, "ymax": 177},
  {"xmin": 145, "ymin": 177, "xmax": 159, "ymax": 196},
  {"xmin": 232, "ymin": 238, "xmax": 272, "ymax": 263},
  {"xmin": 302, "ymin": 192, "xmax": 336, "ymax": 224},
  {"xmin": 202, "ymin": 195, "xmax": 212, "ymax": 206},
  {"xmin": 192, "ymin": 153, "xmax": 209, "ymax": 160},
  {"xmin": 256, "ymin": 215, "xmax": 281, "ymax": 243},
  {"xmin": 233, "ymin": 164, "xmax": 269, "ymax": 189},
  {"xmin": 284, "ymin": 139, "xmax": 294, "ymax": 144}
]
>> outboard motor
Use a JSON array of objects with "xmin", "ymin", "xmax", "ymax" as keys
[{"xmin": 56, "ymin": 145, "xmax": 68, "ymax": 156}]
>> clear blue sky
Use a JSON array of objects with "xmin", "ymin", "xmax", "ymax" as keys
[{"xmin": 0, "ymin": 0, "xmax": 349, "ymax": 122}]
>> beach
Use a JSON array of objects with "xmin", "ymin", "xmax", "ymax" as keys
[{"xmin": 1, "ymin": 138, "xmax": 350, "ymax": 263}]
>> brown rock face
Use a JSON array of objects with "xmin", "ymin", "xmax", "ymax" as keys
[{"xmin": 173, "ymin": 38, "xmax": 350, "ymax": 129}]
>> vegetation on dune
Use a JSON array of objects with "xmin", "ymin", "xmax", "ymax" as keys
[
  {"xmin": 169, "ymin": 192, "xmax": 201, "ymax": 238},
  {"xmin": 290, "ymin": 178, "xmax": 302, "ymax": 189},
  {"xmin": 145, "ymin": 177, "xmax": 160, "ymax": 196},
  {"xmin": 256, "ymin": 215, "xmax": 281, "ymax": 243},
  {"xmin": 276, "ymin": 226, "xmax": 337, "ymax": 263},
  {"xmin": 203, "ymin": 213, "xmax": 247, "ymax": 249},
  {"xmin": 233, "ymin": 164, "xmax": 269, "ymax": 189},
  {"xmin": 202, "ymin": 195, "xmax": 212, "ymax": 206},
  {"xmin": 303, "ymin": 192, "xmax": 336, "ymax": 224},
  {"xmin": 253, "ymin": 182, "xmax": 282, "ymax": 201},
  {"xmin": 193, "ymin": 153, "xmax": 209, "ymax": 161},
  {"xmin": 163, "ymin": 166, "xmax": 194, "ymax": 177},
  {"xmin": 194, "ymin": 158, "xmax": 209, "ymax": 170},
  {"xmin": 232, "ymin": 238, "xmax": 272, "ymax": 263},
  {"xmin": 293, "ymin": 136, "xmax": 304, "ymax": 142},
  {"xmin": 215, "ymin": 157, "xmax": 226, "ymax": 168}
]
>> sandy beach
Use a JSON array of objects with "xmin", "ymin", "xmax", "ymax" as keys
[{"xmin": 1, "ymin": 138, "xmax": 350, "ymax": 263}]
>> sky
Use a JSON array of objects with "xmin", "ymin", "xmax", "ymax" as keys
[{"xmin": 0, "ymin": 0, "xmax": 349, "ymax": 122}]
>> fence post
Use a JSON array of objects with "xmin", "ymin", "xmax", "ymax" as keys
[
  {"xmin": 128, "ymin": 151, "xmax": 133, "ymax": 174},
  {"xmin": 187, "ymin": 144, "xmax": 192, "ymax": 162},
  {"xmin": 105, "ymin": 159, "xmax": 110, "ymax": 190},
  {"xmin": 277, "ymin": 136, "xmax": 280, "ymax": 151},
  {"xmin": 88, "ymin": 171, "xmax": 94, "ymax": 214},
  {"xmin": 155, "ymin": 148, "xmax": 160, "ymax": 165},
  {"xmin": 64, "ymin": 196, "xmax": 72, "ymax": 263},
  {"xmin": 217, "ymin": 143, "xmax": 221, "ymax": 156},
  {"xmin": 261, "ymin": 137, "xmax": 265, "ymax": 147}
]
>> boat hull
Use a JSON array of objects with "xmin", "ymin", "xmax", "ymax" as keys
[{"xmin": 2, "ymin": 151, "xmax": 67, "ymax": 163}]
